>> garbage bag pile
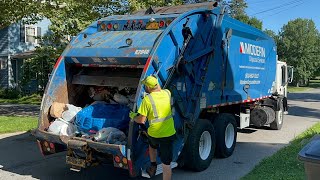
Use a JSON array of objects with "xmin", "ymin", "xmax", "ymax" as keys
[
  {"xmin": 88, "ymin": 86, "xmax": 135, "ymax": 109},
  {"xmin": 48, "ymin": 103, "xmax": 81, "ymax": 136},
  {"xmin": 47, "ymin": 86, "xmax": 134, "ymax": 145}
]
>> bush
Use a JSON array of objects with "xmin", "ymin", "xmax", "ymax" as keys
[{"xmin": 0, "ymin": 88, "xmax": 21, "ymax": 99}]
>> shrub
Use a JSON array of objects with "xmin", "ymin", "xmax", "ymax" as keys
[{"xmin": 0, "ymin": 88, "xmax": 21, "ymax": 99}]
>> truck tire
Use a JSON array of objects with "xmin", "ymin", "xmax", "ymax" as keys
[
  {"xmin": 184, "ymin": 119, "xmax": 215, "ymax": 171},
  {"xmin": 214, "ymin": 113, "xmax": 237, "ymax": 158},
  {"xmin": 270, "ymin": 99, "xmax": 284, "ymax": 130}
]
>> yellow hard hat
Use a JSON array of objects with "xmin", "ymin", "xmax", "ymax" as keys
[{"xmin": 141, "ymin": 75, "xmax": 159, "ymax": 88}]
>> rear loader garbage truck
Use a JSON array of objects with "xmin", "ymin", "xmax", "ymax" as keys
[{"xmin": 33, "ymin": 1, "xmax": 294, "ymax": 178}]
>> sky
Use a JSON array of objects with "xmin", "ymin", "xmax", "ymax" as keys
[{"xmin": 244, "ymin": 0, "xmax": 320, "ymax": 33}]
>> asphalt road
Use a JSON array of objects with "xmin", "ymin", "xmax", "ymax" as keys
[
  {"xmin": 0, "ymin": 104, "xmax": 39, "ymax": 117},
  {"xmin": 1, "ymin": 89, "xmax": 320, "ymax": 180}
]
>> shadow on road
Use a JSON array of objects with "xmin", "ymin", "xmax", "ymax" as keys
[
  {"xmin": 287, "ymin": 105, "xmax": 320, "ymax": 120},
  {"xmin": 288, "ymin": 92, "xmax": 320, "ymax": 102},
  {"xmin": 0, "ymin": 132, "xmax": 134, "ymax": 180},
  {"xmin": 0, "ymin": 132, "xmax": 288, "ymax": 180}
]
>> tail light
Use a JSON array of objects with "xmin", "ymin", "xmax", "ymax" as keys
[
  {"xmin": 114, "ymin": 156, "xmax": 121, "ymax": 163},
  {"xmin": 107, "ymin": 23, "xmax": 112, "ymax": 30},
  {"xmin": 122, "ymin": 157, "xmax": 128, "ymax": 165},
  {"xmin": 159, "ymin": 20, "xmax": 165, "ymax": 28},
  {"xmin": 100, "ymin": 23, "xmax": 107, "ymax": 31}
]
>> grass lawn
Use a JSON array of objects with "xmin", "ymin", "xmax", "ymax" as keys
[
  {"xmin": 0, "ymin": 116, "xmax": 38, "ymax": 134},
  {"xmin": 0, "ymin": 94, "xmax": 42, "ymax": 105},
  {"xmin": 242, "ymin": 123, "xmax": 320, "ymax": 180},
  {"xmin": 288, "ymin": 79, "xmax": 320, "ymax": 93}
]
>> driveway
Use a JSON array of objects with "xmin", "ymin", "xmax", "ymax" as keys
[{"xmin": 0, "ymin": 89, "xmax": 320, "ymax": 180}]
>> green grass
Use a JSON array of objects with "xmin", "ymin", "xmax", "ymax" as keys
[
  {"xmin": 0, "ymin": 94, "xmax": 42, "ymax": 105},
  {"xmin": 288, "ymin": 79, "xmax": 320, "ymax": 93},
  {"xmin": 288, "ymin": 86, "xmax": 311, "ymax": 93},
  {"xmin": 242, "ymin": 123, "xmax": 320, "ymax": 180},
  {"xmin": 0, "ymin": 116, "xmax": 38, "ymax": 134}
]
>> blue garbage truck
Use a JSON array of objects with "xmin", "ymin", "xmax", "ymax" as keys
[{"xmin": 33, "ymin": 2, "xmax": 293, "ymax": 178}]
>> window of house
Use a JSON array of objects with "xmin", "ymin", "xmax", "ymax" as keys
[
  {"xmin": 0, "ymin": 59, "xmax": 7, "ymax": 70},
  {"xmin": 20, "ymin": 24, "xmax": 41, "ymax": 44}
]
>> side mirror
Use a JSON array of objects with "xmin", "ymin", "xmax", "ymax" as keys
[{"xmin": 287, "ymin": 66, "xmax": 294, "ymax": 83}]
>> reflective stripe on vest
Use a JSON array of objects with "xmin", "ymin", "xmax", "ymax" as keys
[{"xmin": 147, "ymin": 90, "xmax": 172, "ymax": 124}]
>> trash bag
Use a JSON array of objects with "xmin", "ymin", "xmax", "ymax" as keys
[
  {"xmin": 62, "ymin": 104, "xmax": 82, "ymax": 122},
  {"xmin": 75, "ymin": 103, "xmax": 130, "ymax": 133},
  {"xmin": 113, "ymin": 93, "xmax": 129, "ymax": 104},
  {"xmin": 107, "ymin": 130, "xmax": 126, "ymax": 144},
  {"xmin": 93, "ymin": 127, "xmax": 119, "ymax": 141},
  {"xmin": 93, "ymin": 127, "xmax": 127, "ymax": 145},
  {"xmin": 60, "ymin": 123, "xmax": 77, "ymax": 137},
  {"xmin": 48, "ymin": 118, "xmax": 76, "ymax": 136},
  {"xmin": 48, "ymin": 118, "xmax": 66, "ymax": 134}
]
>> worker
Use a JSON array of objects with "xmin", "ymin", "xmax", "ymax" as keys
[{"xmin": 129, "ymin": 75, "xmax": 176, "ymax": 180}]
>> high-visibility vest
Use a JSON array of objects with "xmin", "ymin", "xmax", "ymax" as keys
[{"xmin": 146, "ymin": 89, "xmax": 176, "ymax": 138}]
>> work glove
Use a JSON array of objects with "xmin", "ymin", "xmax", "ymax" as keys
[{"xmin": 129, "ymin": 111, "xmax": 138, "ymax": 119}]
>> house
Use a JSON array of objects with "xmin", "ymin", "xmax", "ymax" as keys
[{"xmin": 0, "ymin": 19, "xmax": 50, "ymax": 93}]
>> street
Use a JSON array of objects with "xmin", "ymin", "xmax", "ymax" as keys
[{"xmin": 0, "ymin": 89, "xmax": 320, "ymax": 180}]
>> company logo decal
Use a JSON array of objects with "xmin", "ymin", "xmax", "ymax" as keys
[{"xmin": 240, "ymin": 42, "xmax": 266, "ymax": 57}]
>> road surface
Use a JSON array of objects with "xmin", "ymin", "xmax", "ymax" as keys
[
  {"xmin": 0, "ymin": 89, "xmax": 320, "ymax": 180},
  {"xmin": 0, "ymin": 104, "xmax": 39, "ymax": 117}
]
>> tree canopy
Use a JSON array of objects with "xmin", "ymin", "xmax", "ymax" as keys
[
  {"xmin": 277, "ymin": 18, "xmax": 320, "ymax": 86},
  {"xmin": 226, "ymin": 0, "xmax": 262, "ymax": 30}
]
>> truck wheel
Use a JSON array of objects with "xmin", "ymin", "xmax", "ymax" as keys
[
  {"xmin": 270, "ymin": 100, "xmax": 284, "ymax": 130},
  {"xmin": 185, "ymin": 119, "xmax": 215, "ymax": 171},
  {"xmin": 214, "ymin": 113, "xmax": 237, "ymax": 158}
]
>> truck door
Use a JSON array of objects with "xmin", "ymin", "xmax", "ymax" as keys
[{"xmin": 276, "ymin": 62, "xmax": 287, "ymax": 97}]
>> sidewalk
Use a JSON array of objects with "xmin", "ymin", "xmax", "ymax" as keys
[{"xmin": 0, "ymin": 104, "xmax": 39, "ymax": 117}]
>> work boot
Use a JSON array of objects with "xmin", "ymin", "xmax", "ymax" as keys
[{"xmin": 146, "ymin": 164, "xmax": 157, "ymax": 177}]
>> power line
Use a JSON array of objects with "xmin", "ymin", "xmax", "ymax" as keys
[
  {"xmin": 250, "ymin": 0, "xmax": 303, "ymax": 16},
  {"xmin": 261, "ymin": 1, "xmax": 305, "ymax": 19}
]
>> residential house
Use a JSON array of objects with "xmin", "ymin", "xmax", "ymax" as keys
[{"xmin": 0, "ymin": 19, "xmax": 50, "ymax": 93}]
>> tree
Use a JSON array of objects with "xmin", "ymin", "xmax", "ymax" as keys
[
  {"xmin": 0, "ymin": 0, "xmax": 42, "ymax": 29},
  {"xmin": 129, "ymin": 0, "xmax": 182, "ymax": 12},
  {"xmin": 264, "ymin": 29, "xmax": 277, "ymax": 39},
  {"xmin": 226, "ymin": 0, "xmax": 263, "ymax": 30},
  {"xmin": 19, "ymin": 0, "xmax": 182, "ymax": 92},
  {"xmin": 277, "ymin": 19, "xmax": 320, "ymax": 87},
  {"xmin": 19, "ymin": 0, "xmax": 128, "ymax": 92}
]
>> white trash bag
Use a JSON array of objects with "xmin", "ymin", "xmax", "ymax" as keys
[
  {"xmin": 61, "ymin": 104, "xmax": 82, "ymax": 122},
  {"xmin": 48, "ymin": 118, "xmax": 68, "ymax": 134}
]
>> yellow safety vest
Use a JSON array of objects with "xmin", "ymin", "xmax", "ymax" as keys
[{"xmin": 138, "ymin": 89, "xmax": 176, "ymax": 138}]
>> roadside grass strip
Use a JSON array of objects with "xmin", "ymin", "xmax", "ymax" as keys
[
  {"xmin": 0, "ymin": 94, "xmax": 41, "ymax": 105},
  {"xmin": 0, "ymin": 116, "xmax": 38, "ymax": 134},
  {"xmin": 242, "ymin": 122, "xmax": 320, "ymax": 180},
  {"xmin": 288, "ymin": 79, "xmax": 320, "ymax": 93}
]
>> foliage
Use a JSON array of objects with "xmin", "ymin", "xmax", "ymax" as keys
[
  {"xmin": 242, "ymin": 122, "xmax": 320, "ymax": 180},
  {"xmin": 0, "ymin": 0, "xmax": 42, "ymax": 29},
  {"xmin": 0, "ymin": 116, "xmax": 38, "ymax": 134},
  {"xmin": 17, "ymin": 0, "xmax": 184, "ymax": 92},
  {"xmin": 277, "ymin": 19, "xmax": 320, "ymax": 87},
  {"xmin": 20, "ymin": 0, "xmax": 129, "ymax": 92},
  {"xmin": 264, "ymin": 29, "xmax": 277, "ymax": 39},
  {"xmin": 129, "ymin": 0, "xmax": 182, "ymax": 12},
  {"xmin": 0, "ymin": 88, "xmax": 21, "ymax": 99},
  {"xmin": 226, "ymin": 0, "xmax": 262, "ymax": 30}
]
